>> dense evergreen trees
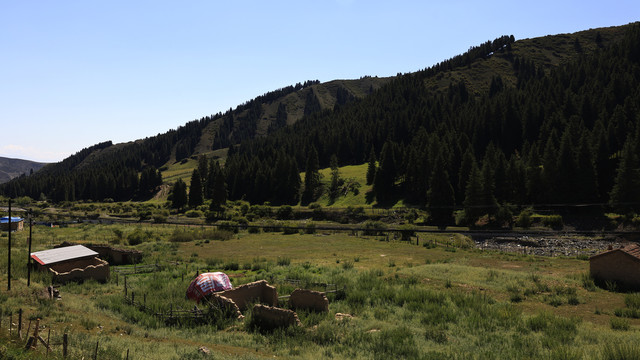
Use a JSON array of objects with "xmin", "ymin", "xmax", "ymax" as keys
[{"xmin": 222, "ymin": 23, "xmax": 640, "ymax": 216}]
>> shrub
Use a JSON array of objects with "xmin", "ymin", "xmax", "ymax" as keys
[
  {"xmin": 169, "ymin": 229, "xmax": 195, "ymax": 242},
  {"xmin": 276, "ymin": 205, "xmax": 293, "ymax": 220},
  {"xmin": 216, "ymin": 221, "xmax": 239, "ymax": 233},
  {"xmin": 363, "ymin": 220, "xmax": 387, "ymax": 236},
  {"xmin": 185, "ymin": 210, "xmax": 203, "ymax": 218},
  {"xmin": 277, "ymin": 257, "xmax": 291, "ymax": 266},
  {"xmin": 580, "ymin": 272, "xmax": 596, "ymax": 291},
  {"xmin": 282, "ymin": 222, "xmax": 299, "ymax": 235},
  {"xmin": 516, "ymin": 208, "xmax": 533, "ymax": 229},
  {"xmin": 610, "ymin": 317, "xmax": 630, "ymax": 331},
  {"xmin": 127, "ymin": 228, "xmax": 151, "ymax": 246},
  {"xmin": 304, "ymin": 222, "xmax": 316, "ymax": 234},
  {"xmin": 201, "ymin": 229, "xmax": 234, "ymax": 241},
  {"xmin": 248, "ymin": 226, "xmax": 261, "ymax": 234},
  {"xmin": 625, "ymin": 293, "xmax": 640, "ymax": 309},
  {"xmin": 495, "ymin": 203, "xmax": 515, "ymax": 228},
  {"xmin": 543, "ymin": 215, "xmax": 563, "ymax": 230},
  {"xmin": 601, "ymin": 342, "xmax": 640, "ymax": 359}
]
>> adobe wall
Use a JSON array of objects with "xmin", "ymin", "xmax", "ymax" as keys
[
  {"xmin": 211, "ymin": 294, "xmax": 244, "ymax": 319},
  {"xmin": 56, "ymin": 242, "xmax": 142, "ymax": 265},
  {"xmin": 289, "ymin": 289, "xmax": 329, "ymax": 312},
  {"xmin": 251, "ymin": 304, "xmax": 301, "ymax": 330},
  {"xmin": 49, "ymin": 257, "xmax": 105, "ymax": 273},
  {"xmin": 590, "ymin": 251, "xmax": 640, "ymax": 288},
  {"xmin": 218, "ymin": 280, "xmax": 278, "ymax": 310},
  {"xmin": 49, "ymin": 258, "xmax": 110, "ymax": 283}
]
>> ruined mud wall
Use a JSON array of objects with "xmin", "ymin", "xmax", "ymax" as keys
[
  {"xmin": 289, "ymin": 289, "xmax": 329, "ymax": 312},
  {"xmin": 49, "ymin": 257, "xmax": 104, "ymax": 273},
  {"xmin": 218, "ymin": 280, "xmax": 278, "ymax": 310},
  {"xmin": 57, "ymin": 241, "xmax": 142, "ymax": 265},
  {"xmin": 49, "ymin": 258, "xmax": 110, "ymax": 283},
  {"xmin": 251, "ymin": 304, "xmax": 300, "ymax": 330}
]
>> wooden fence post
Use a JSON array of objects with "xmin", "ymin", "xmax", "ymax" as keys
[
  {"xmin": 17, "ymin": 309, "xmax": 22, "ymax": 339},
  {"xmin": 46, "ymin": 328, "xmax": 51, "ymax": 356},
  {"xmin": 63, "ymin": 333, "xmax": 68, "ymax": 358},
  {"xmin": 94, "ymin": 340, "xmax": 99, "ymax": 360}
]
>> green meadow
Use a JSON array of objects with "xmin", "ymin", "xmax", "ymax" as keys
[{"xmin": 0, "ymin": 223, "xmax": 639, "ymax": 359}]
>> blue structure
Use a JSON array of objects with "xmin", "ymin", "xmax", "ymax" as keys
[{"xmin": 0, "ymin": 217, "xmax": 24, "ymax": 231}]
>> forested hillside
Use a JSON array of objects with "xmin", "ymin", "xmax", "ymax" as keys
[
  {"xmin": 0, "ymin": 76, "xmax": 387, "ymax": 202},
  {"xmin": 2, "ymin": 22, "xmax": 639, "ymax": 222},
  {"xmin": 224, "ymin": 23, "xmax": 640, "ymax": 219}
]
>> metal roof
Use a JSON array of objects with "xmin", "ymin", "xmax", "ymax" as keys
[
  {"xmin": 0, "ymin": 217, "xmax": 23, "ymax": 224},
  {"xmin": 31, "ymin": 245, "xmax": 98, "ymax": 266}
]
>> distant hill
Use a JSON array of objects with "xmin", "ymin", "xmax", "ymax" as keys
[{"xmin": 0, "ymin": 157, "xmax": 47, "ymax": 184}]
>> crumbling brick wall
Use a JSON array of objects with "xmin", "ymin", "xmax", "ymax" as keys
[
  {"xmin": 49, "ymin": 258, "xmax": 110, "ymax": 283},
  {"xmin": 218, "ymin": 280, "xmax": 278, "ymax": 310},
  {"xmin": 251, "ymin": 304, "xmax": 301, "ymax": 330},
  {"xmin": 289, "ymin": 289, "xmax": 329, "ymax": 312}
]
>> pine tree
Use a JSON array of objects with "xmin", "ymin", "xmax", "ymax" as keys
[
  {"xmin": 463, "ymin": 163, "xmax": 483, "ymax": 225},
  {"xmin": 198, "ymin": 155, "xmax": 209, "ymax": 187},
  {"xmin": 609, "ymin": 138, "xmax": 640, "ymax": 213},
  {"xmin": 427, "ymin": 153, "xmax": 455, "ymax": 229},
  {"xmin": 366, "ymin": 146, "xmax": 377, "ymax": 185},
  {"xmin": 480, "ymin": 159, "xmax": 498, "ymax": 216},
  {"xmin": 210, "ymin": 170, "xmax": 227, "ymax": 211},
  {"xmin": 574, "ymin": 133, "xmax": 598, "ymax": 202},
  {"xmin": 329, "ymin": 154, "xmax": 341, "ymax": 202},
  {"xmin": 301, "ymin": 146, "xmax": 321, "ymax": 205},
  {"xmin": 171, "ymin": 179, "xmax": 188, "ymax": 210},
  {"xmin": 188, "ymin": 169, "xmax": 204, "ymax": 208},
  {"xmin": 373, "ymin": 141, "xmax": 397, "ymax": 204},
  {"xmin": 457, "ymin": 148, "xmax": 475, "ymax": 204}
]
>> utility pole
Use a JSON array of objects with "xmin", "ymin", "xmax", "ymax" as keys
[
  {"xmin": 27, "ymin": 209, "xmax": 33, "ymax": 287},
  {"xmin": 7, "ymin": 198, "xmax": 12, "ymax": 291}
]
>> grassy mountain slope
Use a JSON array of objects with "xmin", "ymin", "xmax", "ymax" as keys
[{"xmin": 425, "ymin": 25, "xmax": 628, "ymax": 97}]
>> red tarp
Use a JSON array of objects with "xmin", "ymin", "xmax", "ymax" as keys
[{"xmin": 186, "ymin": 272, "xmax": 232, "ymax": 302}]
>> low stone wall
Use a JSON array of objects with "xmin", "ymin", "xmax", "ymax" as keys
[
  {"xmin": 251, "ymin": 304, "xmax": 301, "ymax": 330},
  {"xmin": 218, "ymin": 280, "xmax": 278, "ymax": 310},
  {"xmin": 289, "ymin": 289, "xmax": 329, "ymax": 313},
  {"xmin": 49, "ymin": 257, "xmax": 110, "ymax": 283}
]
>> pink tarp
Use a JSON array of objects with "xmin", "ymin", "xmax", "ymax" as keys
[{"xmin": 186, "ymin": 272, "xmax": 232, "ymax": 302}]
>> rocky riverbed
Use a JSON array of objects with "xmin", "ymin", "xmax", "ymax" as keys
[{"xmin": 475, "ymin": 236, "xmax": 624, "ymax": 257}]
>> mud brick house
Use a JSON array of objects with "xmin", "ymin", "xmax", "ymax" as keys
[
  {"xmin": 31, "ymin": 244, "xmax": 109, "ymax": 283},
  {"xmin": 0, "ymin": 217, "xmax": 23, "ymax": 231},
  {"xmin": 590, "ymin": 244, "xmax": 640, "ymax": 289}
]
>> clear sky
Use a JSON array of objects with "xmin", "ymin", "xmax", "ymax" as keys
[{"xmin": 1, "ymin": 1, "xmax": 638, "ymax": 163}]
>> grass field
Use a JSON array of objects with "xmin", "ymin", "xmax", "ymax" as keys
[{"xmin": 0, "ymin": 223, "xmax": 639, "ymax": 359}]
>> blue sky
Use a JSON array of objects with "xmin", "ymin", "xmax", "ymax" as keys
[{"xmin": 1, "ymin": 1, "xmax": 638, "ymax": 162}]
